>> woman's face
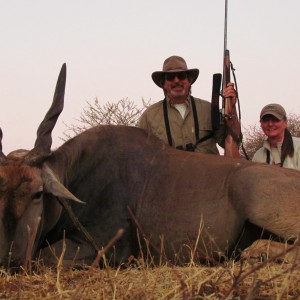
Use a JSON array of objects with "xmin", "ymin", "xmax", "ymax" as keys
[{"xmin": 260, "ymin": 114, "xmax": 287, "ymax": 140}]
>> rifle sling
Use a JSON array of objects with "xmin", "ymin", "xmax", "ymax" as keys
[{"xmin": 195, "ymin": 132, "xmax": 214, "ymax": 146}]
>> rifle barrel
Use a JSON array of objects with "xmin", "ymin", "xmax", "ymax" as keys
[{"xmin": 224, "ymin": 0, "xmax": 228, "ymax": 52}]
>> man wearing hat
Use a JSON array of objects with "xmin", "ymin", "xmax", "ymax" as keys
[
  {"xmin": 252, "ymin": 103, "xmax": 300, "ymax": 169},
  {"xmin": 138, "ymin": 55, "xmax": 237, "ymax": 153}
]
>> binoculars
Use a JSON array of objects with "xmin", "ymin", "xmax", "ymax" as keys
[{"xmin": 176, "ymin": 143, "xmax": 195, "ymax": 152}]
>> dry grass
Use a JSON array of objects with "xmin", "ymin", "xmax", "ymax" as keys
[
  {"xmin": 2, "ymin": 230, "xmax": 300, "ymax": 299},
  {"xmin": 0, "ymin": 259, "xmax": 300, "ymax": 299}
]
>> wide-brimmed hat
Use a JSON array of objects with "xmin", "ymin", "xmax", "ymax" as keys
[
  {"xmin": 260, "ymin": 103, "xmax": 287, "ymax": 120},
  {"xmin": 152, "ymin": 56, "xmax": 199, "ymax": 87}
]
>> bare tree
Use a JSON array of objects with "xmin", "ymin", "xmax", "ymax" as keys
[
  {"xmin": 63, "ymin": 97, "xmax": 151, "ymax": 140},
  {"xmin": 241, "ymin": 113, "xmax": 300, "ymax": 160}
]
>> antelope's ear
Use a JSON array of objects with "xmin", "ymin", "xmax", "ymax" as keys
[
  {"xmin": 25, "ymin": 152, "xmax": 52, "ymax": 167},
  {"xmin": 42, "ymin": 164, "xmax": 85, "ymax": 204}
]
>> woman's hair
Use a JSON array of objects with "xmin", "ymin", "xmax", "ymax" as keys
[{"xmin": 281, "ymin": 128, "xmax": 294, "ymax": 162}]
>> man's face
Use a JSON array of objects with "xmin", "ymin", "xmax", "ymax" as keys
[{"xmin": 162, "ymin": 72, "xmax": 191, "ymax": 103}]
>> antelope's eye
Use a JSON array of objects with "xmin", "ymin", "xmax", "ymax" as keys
[{"xmin": 32, "ymin": 191, "xmax": 43, "ymax": 200}]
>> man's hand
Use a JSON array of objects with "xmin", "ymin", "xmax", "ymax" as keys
[{"xmin": 223, "ymin": 82, "xmax": 237, "ymax": 106}]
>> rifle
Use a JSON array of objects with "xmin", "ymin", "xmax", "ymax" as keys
[{"xmin": 211, "ymin": 0, "xmax": 241, "ymax": 158}]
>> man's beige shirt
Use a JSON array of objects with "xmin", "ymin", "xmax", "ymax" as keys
[{"xmin": 138, "ymin": 97, "xmax": 224, "ymax": 154}]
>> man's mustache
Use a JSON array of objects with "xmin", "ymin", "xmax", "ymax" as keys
[{"xmin": 171, "ymin": 83, "xmax": 184, "ymax": 88}]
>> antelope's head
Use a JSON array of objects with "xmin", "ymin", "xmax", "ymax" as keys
[{"xmin": 0, "ymin": 64, "xmax": 83, "ymax": 271}]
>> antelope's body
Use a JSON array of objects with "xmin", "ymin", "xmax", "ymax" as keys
[{"xmin": 1, "ymin": 64, "xmax": 300, "ymax": 270}]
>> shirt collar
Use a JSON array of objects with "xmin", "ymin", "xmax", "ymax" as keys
[
  {"xmin": 166, "ymin": 96, "xmax": 191, "ymax": 107},
  {"xmin": 263, "ymin": 139, "xmax": 283, "ymax": 151}
]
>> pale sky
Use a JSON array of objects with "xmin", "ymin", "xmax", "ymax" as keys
[{"xmin": 1, "ymin": 0, "xmax": 300, "ymax": 153}]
